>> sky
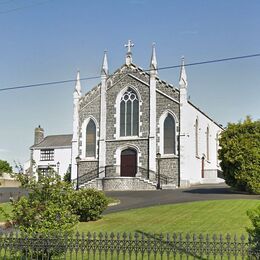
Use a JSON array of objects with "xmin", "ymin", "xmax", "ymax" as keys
[{"xmin": 0, "ymin": 0, "xmax": 259, "ymax": 169}]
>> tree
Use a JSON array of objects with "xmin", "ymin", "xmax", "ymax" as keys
[
  {"xmin": 247, "ymin": 205, "xmax": 260, "ymax": 254},
  {"xmin": 218, "ymin": 116, "xmax": 260, "ymax": 194},
  {"xmin": 0, "ymin": 160, "xmax": 12, "ymax": 175},
  {"xmin": 9, "ymin": 170, "xmax": 78, "ymax": 235}
]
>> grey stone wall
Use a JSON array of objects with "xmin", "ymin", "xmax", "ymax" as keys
[
  {"xmin": 158, "ymin": 157, "xmax": 179, "ymax": 186},
  {"xmin": 79, "ymin": 85, "xmax": 101, "ymax": 111},
  {"xmin": 78, "ymin": 86, "xmax": 101, "ymax": 156},
  {"xmin": 156, "ymin": 85, "xmax": 180, "ymax": 186},
  {"xmin": 79, "ymin": 160, "xmax": 98, "ymax": 177},
  {"xmin": 157, "ymin": 80, "xmax": 179, "ymax": 101}
]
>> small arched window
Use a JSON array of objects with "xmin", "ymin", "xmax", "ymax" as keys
[
  {"xmin": 164, "ymin": 114, "xmax": 176, "ymax": 154},
  {"xmin": 120, "ymin": 88, "xmax": 139, "ymax": 136},
  {"xmin": 195, "ymin": 118, "xmax": 199, "ymax": 156},
  {"xmin": 206, "ymin": 126, "xmax": 210, "ymax": 160},
  {"xmin": 86, "ymin": 119, "xmax": 96, "ymax": 158},
  {"xmin": 216, "ymin": 132, "xmax": 219, "ymax": 166}
]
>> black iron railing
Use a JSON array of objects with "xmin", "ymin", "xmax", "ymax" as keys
[
  {"xmin": 0, "ymin": 232, "xmax": 259, "ymax": 259},
  {"xmin": 154, "ymin": 173, "xmax": 176, "ymax": 185},
  {"xmin": 72, "ymin": 168, "xmax": 100, "ymax": 187},
  {"xmin": 73, "ymin": 165, "xmax": 176, "ymax": 189}
]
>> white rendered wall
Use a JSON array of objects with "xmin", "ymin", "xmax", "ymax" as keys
[
  {"xmin": 180, "ymin": 100, "xmax": 222, "ymax": 186},
  {"xmin": 32, "ymin": 147, "xmax": 71, "ymax": 179}
]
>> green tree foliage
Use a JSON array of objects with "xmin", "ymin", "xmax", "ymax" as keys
[
  {"xmin": 70, "ymin": 188, "xmax": 108, "ymax": 222},
  {"xmin": 10, "ymin": 170, "xmax": 78, "ymax": 235},
  {"xmin": 0, "ymin": 160, "xmax": 12, "ymax": 175},
  {"xmin": 247, "ymin": 205, "xmax": 260, "ymax": 253},
  {"xmin": 63, "ymin": 169, "xmax": 71, "ymax": 183},
  {"xmin": 218, "ymin": 117, "xmax": 260, "ymax": 194}
]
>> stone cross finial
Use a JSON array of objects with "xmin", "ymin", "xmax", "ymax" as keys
[
  {"xmin": 124, "ymin": 40, "xmax": 134, "ymax": 53},
  {"xmin": 179, "ymin": 56, "xmax": 188, "ymax": 88}
]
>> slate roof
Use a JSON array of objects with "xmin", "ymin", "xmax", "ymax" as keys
[{"xmin": 31, "ymin": 134, "xmax": 72, "ymax": 149}]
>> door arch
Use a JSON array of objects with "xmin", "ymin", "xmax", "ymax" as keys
[{"xmin": 120, "ymin": 148, "xmax": 137, "ymax": 177}]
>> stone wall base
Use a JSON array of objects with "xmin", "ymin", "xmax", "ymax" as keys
[{"xmin": 82, "ymin": 177, "xmax": 157, "ymax": 191}]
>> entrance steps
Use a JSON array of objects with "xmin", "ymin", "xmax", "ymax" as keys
[
  {"xmin": 80, "ymin": 176, "xmax": 158, "ymax": 191},
  {"xmin": 80, "ymin": 177, "xmax": 178, "ymax": 191}
]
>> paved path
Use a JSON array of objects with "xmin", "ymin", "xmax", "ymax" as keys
[{"xmin": 104, "ymin": 183, "xmax": 260, "ymax": 214}]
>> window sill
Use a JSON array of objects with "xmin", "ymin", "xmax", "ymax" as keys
[
  {"xmin": 160, "ymin": 154, "xmax": 179, "ymax": 159},
  {"xmin": 112, "ymin": 136, "xmax": 147, "ymax": 141},
  {"xmin": 118, "ymin": 135, "xmax": 140, "ymax": 140},
  {"xmin": 80, "ymin": 158, "xmax": 98, "ymax": 162}
]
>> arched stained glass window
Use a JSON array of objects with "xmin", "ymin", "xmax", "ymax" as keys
[
  {"xmin": 86, "ymin": 119, "xmax": 96, "ymax": 157},
  {"xmin": 216, "ymin": 132, "xmax": 219, "ymax": 166},
  {"xmin": 164, "ymin": 114, "xmax": 176, "ymax": 154},
  {"xmin": 120, "ymin": 88, "xmax": 139, "ymax": 136}
]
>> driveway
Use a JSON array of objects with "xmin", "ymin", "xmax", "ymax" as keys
[
  {"xmin": 0, "ymin": 187, "xmax": 28, "ymax": 203},
  {"xmin": 104, "ymin": 183, "xmax": 260, "ymax": 214}
]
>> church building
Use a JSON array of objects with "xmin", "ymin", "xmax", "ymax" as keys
[{"xmin": 71, "ymin": 41, "xmax": 224, "ymax": 190}]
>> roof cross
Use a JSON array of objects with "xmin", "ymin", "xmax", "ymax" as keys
[{"xmin": 124, "ymin": 40, "xmax": 134, "ymax": 53}]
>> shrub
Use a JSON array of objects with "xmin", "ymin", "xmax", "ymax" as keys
[
  {"xmin": 9, "ymin": 170, "xmax": 78, "ymax": 235},
  {"xmin": 247, "ymin": 205, "xmax": 260, "ymax": 253},
  {"xmin": 70, "ymin": 188, "xmax": 108, "ymax": 222}
]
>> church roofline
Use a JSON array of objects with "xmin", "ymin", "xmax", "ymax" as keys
[
  {"xmin": 187, "ymin": 100, "xmax": 224, "ymax": 129},
  {"xmin": 81, "ymin": 62, "xmax": 178, "ymax": 98}
]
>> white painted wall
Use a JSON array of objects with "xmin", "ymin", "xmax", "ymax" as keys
[
  {"xmin": 32, "ymin": 147, "xmax": 71, "ymax": 179},
  {"xmin": 180, "ymin": 99, "xmax": 223, "ymax": 186}
]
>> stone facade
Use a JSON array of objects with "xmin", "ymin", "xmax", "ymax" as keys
[{"xmin": 70, "ymin": 44, "xmax": 223, "ymax": 190}]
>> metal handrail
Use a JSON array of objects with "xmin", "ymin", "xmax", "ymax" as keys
[{"xmin": 72, "ymin": 168, "xmax": 100, "ymax": 186}]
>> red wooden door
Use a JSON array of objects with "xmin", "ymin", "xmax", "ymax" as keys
[{"xmin": 121, "ymin": 149, "xmax": 137, "ymax": 177}]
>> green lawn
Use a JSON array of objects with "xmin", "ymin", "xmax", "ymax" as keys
[
  {"xmin": 76, "ymin": 200, "xmax": 259, "ymax": 235},
  {"xmin": 1, "ymin": 200, "xmax": 259, "ymax": 236}
]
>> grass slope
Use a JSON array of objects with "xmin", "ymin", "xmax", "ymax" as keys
[
  {"xmin": 76, "ymin": 200, "xmax": 259, "ymax": 235},
  {"xmin": 1, "ymin": 200, "xmax": 259, "ymax": 235}
]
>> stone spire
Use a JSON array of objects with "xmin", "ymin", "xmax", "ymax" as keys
[
  {"xmin": 179, "ymin": 57, "xmax": 188, "ymax": 88},
  {"xmin": 74, "ymin": 70, "xmax": 82, "ymax": 96},
  {"xmin": 101, "ymin": 51, "xmax": 109, "ymax": 76},
  {"xmin": 150, "ymin": 43, "xmax": 158, "ymax": 76},
  {"xmin": 149, "ymin": 43, "xmax": 157, "ymax": 174},
  {"xmin": 71, "ymin": 70, "xmax": 81, "ymax": 181},
  {"xmin": 124, "ymin": 40, "xmax": 134, "ymax": 66}
]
